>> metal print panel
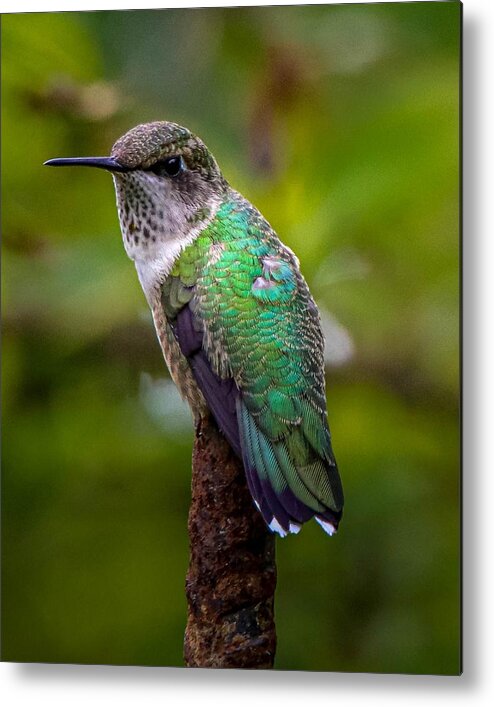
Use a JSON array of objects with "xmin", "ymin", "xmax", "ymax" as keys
[{"xmin": 1, "ymin": 1, "xmax": 461, "ymax": 674}]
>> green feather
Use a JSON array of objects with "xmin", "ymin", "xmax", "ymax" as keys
[
  {"xmin": 164, "ymin": 194, "xmax": 343, "ymax": 519},
  {"xmin": 271, "ymin": 436, "xmax": 325, "ymax": 513}
]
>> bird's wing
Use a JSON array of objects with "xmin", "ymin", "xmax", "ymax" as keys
[{"xmin": 163, "ymin": 203, "xmax": 343, "ymax": 535}]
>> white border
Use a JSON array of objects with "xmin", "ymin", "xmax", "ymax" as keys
[{"xmin": 2, "ymin": 0, "xmax": 493, "ymax": 705}]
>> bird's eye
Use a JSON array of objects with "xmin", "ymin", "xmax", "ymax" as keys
[{"xmin": 149, "ymin": 156, "xmax": 184, "ymax": 178}]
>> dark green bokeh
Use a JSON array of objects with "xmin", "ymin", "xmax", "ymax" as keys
[{"xmin": 1, "ymin": 2, "xmax": 460, "ymax": 674}]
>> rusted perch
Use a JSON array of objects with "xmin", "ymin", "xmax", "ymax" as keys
[{"xmin": 184, "ymin": 415, "xmax": 277, "ymax": 669}]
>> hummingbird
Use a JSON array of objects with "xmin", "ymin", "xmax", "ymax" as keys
[{"xmin": 45, "ymin": 121, "xmax": 344, "ymax": 537}]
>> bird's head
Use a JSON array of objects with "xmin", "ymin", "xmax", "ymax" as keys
[{"xmin": 45, "ymin": 121, "xmax": 228, "ymax": 264}]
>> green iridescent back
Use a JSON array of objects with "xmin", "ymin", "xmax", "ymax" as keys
[{"xmin": 162, "ymin": 191, "xmax": 343, "ymax": 522}]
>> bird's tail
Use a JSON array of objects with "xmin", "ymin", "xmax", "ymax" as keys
[{"xmin": 237, "ymin": 399, "xmax": 343, "ymax": 537}]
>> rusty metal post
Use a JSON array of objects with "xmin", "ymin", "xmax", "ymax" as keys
[{"xmin": 184, "ymin": 415, "xmax": 277, "ymax": 669}]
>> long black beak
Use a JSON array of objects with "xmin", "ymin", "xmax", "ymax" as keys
[{"xmin": 43, "ymin": 156, "xmax": 129, "ymax": 173}]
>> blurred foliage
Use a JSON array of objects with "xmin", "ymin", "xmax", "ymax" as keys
[{"xmin": 1, "ymin": 2, "xmax": 460, "ymax": 674}]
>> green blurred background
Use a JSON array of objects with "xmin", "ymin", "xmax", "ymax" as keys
[{"xmin": 1, "ymin": 2, "xmax": 460, "ymax": 674}]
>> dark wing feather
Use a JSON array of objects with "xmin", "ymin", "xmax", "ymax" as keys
[{"xmin": 173, "ymin": 304, "xmax": 242, "ymax": 458}]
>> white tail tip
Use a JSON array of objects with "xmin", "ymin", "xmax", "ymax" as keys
[
  {"xmin": 269, "ymin": 517, "xmax": 288, "ymax": 538},
  {"xmin": 315, "ymin": 516, "xmax": 336, "ymax": 536},
  {"xmin": 289, "ymin": 522, "xmax": 302, "ymax": 534}
]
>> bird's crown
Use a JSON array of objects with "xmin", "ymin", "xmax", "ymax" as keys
[{"xmin": 111, "ymin": 121, "xmax": 221, "ymax": 179}]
